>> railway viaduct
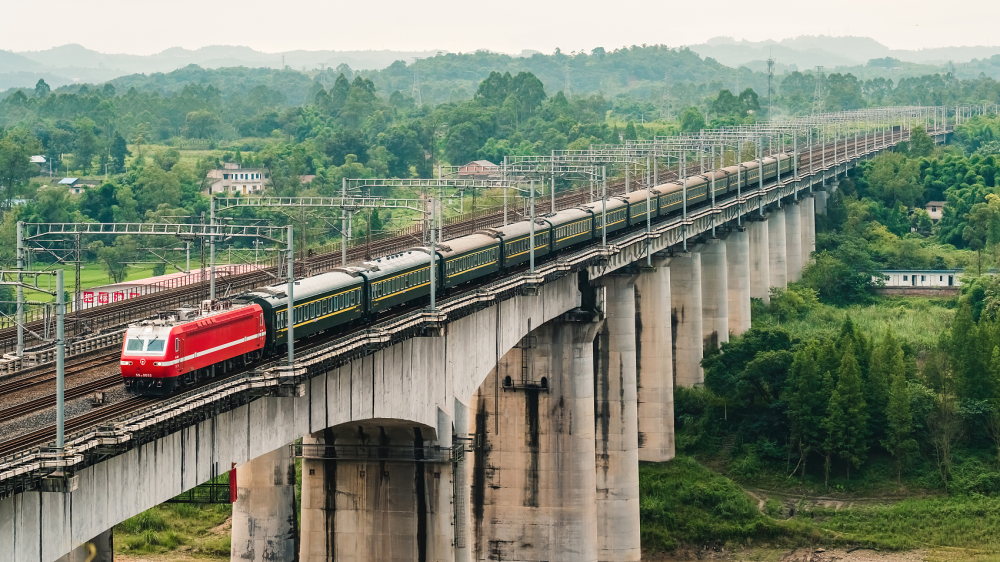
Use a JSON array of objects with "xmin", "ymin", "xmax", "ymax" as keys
[{"xmin": 0, "ymin": 118, "xmax": 951, "ymax": 562}]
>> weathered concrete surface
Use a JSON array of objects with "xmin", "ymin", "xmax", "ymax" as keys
[
  {"xmin": 667, "ymin": 250, "xmax": 703, "ymax": 387},
  {"xmin": 471, "ymin": 318, "xmax": 603, "ymax": 562},
  {"xmin": 453, "ymin": 398, "xmax": 473, "ymax": 562},
  {"xmin": 802, "ymin": 195, "xmax": 816, "ymax": 261},
  {"xmin": 594, "ymin": 276, "xmax": 641, "ymax": 562},
  {"xmin": 700, "ymin": 238, "xmax": 729, "ymax": 352},
  {"xmin": 634, "ymin": 260, "xmax": 674, "ymax": 462},
  {"xmin": 725, "ymin": 227, "xmax": 751, "ymax": 337},
  {"xmin": 300, "ymin": 431, "xmax": 333, "ymax": 562},
  {"xmin": 767, "ymin": 209, "xmax": 787, "ymax": 290},
  {"xmin": 304, "ymin": 424, "xmax": 450, "ymax": 562},
  {"xmin": 231, "ymin": 445, "xmax": 297, "ymax": 562},
  {"xmin": 785, "ymin": 201, "xmax": 803, "ymax": 283},
  {"xmin": 0, "ymin": 274, "xmax": 582, "ymax": 562},
  {"xmin": 747, "ymin": 217, "xmax": 770, "ymax": 305},
  {"xmin": 54, "ymin": 530, "xmax": 112, "ymax": 562},
  {"xmin": 815, "ymin": 190, "xmax": 828, "ymax": 215}
]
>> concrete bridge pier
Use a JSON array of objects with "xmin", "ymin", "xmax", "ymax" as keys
[
  {"xmin": 594, "ymin": 276, "xmax": 641, "ymax": 561},
  {"xmin": 667, "ymin": 249, "xmax": 703, "ymax": 387},
  {"xmin": 231, "ymin": 444, "xmax": 297, "ymax": 562},
  {"xmin": 725, "ymin": 226, "xmax": 751, "ymax": 337},
  {"xmin": 802, "ymin": 195, "xmax": 816, "ymax": 261},
  {"xmin": 471, "ymin": 317, "xmax": 603, "ymax": 562},
  {"xmin": 815, "ymin": 190, "xmax": 828, "ymax": 215},
  {"xmin": 747, "ymin": 217, "xmax": 770, "ymax": 305},
  {"xmin": 767, "ymin": 209, "xmax": 787, "ymax": 290},
  {"xmin": 300, "ymin": 430, "xmax": 334, "ymax": 562},
  {"xmin": 785, "ymin": 201, "xmax": 803, "ymax": 283},
  {"xmin": 453, "ymin": 398, "xmax": 473, "ymax": 562},
  {"xmin": 700, "ymin": 238, "xmax": 729, "ymax": 352},
  {"xmin": 55, "ymin": 530, "xmax": 113, "ymax": 562},
  {"xmin": 297, "ymin": 423, "xmax": 452, "ymax": 562},
  {"xmin": 634, "ymin": 257, "xmax": 674, "ymax": 462}
]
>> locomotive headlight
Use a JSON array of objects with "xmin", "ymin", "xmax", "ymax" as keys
[{"xmin": 120, "ymin": 361, "xmax": 133, "ymax": 366}]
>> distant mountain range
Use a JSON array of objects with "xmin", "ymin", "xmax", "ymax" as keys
[
  {"xmin": 0, "ymin": 44, "xmax": 448, "ymax": 90},
  {"xmin": 2, "ymin": 37, "xmax": 1000, "ymax": 93},
  {"xmin": 687, "ymin": 35, "xmax": 1000, "ymax": 71}
]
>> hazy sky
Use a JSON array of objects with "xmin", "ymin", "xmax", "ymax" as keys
[{"xmin": 3, "ymin": 0, "xmax": 998, "ymax": 55}]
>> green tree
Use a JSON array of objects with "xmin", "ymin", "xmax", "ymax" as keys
[
  {"xmin": 908, "ymin": 125, "xmax": 935, "ymax": 158},
  {"xmin": 183, "ymin": 109, "xmax": 222, "ymax": 139},
  {"xmin": 962, "ymin": 194, "xmax": 1000, "ymax": 275},
  {"xmin": 881, "ymin": 348, "xmax": 917, "ymax": 484},
  {"xmin": 785, "ymin": 341, "xmax": 827, "ymax": 478},
  {"xmin": 88, "ymin": 237, "xmax": 138, "ymax": 283},
  {"xmin": 623, "ymin": 121, "xmax": 638, "ymax": 141},
  {"xmin": 865, "ymin": 152, "xmax": 921, "ymax": 208},
  {"xmin": 0, "ymin": 127, "xmax": 43, "ymax": 206},
  {"xmin": 110, "ymin": 131, "xmax": 130, "ymax": 173},
  {"xmin": 824, "ymin": 341, "xmax": 869, "ymax": 481},
  {"xmin": 445, "ymin": 122, "xmax": 483, "ymax": 165},
  {"xmin": 73, "ymin": 117, "xmax": 100, "ymax": 173},
  {"xmin": 680, "ymin": 107, "xmax": 705, "ymax": 133},
  {"xmin": 866, "ymin": 330, "xmax": 898, "ymax": 442},
  {"xmin": 134, "ymin": 165, "xmax": 182, "ymax": 212},
  {"xmin": 34, "ymin": 78, "xmax": 50, "ymax": 99}
]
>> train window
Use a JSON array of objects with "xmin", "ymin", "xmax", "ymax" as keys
[
  {"xmin": 147, "ymin": 339, "xmax": 165, "ymax": 352},
  {"xmin": 126, "ymin": 339, "xmax": 143, "ymax": 351},
  {"xmin": 175, "ymin": 339, "xmax": 179, "ymax": 352}
]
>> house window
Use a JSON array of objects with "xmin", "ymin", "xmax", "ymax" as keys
[
  {"xmin": 931, "ymin": 207, "xmax": 937, "ymax": 212},
  {"xmin": 940, "ymin": 276, "xmax": 943, "ymax": 281},
  {"xmin": 223, "ymin": 174, "xmax": 230, "ymax": 179},
  {"xmin": 921, "ymin": 276, "xmax": 926, "ymax": 282},
  {"xmin": 903, "ymin": 275, "xmax": 908, "ymax": 281}
]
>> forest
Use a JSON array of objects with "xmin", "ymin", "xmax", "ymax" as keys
[{"xmin": 0, "ymin": 46, "xmax": 999, "ymax": 557}]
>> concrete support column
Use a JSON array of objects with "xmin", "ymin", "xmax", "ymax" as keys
[
  {"xmin": 595, "ymin": 276, "xmax": 641, "ymax": 562},
  {"xmin": 801, "ymin": 195, "xmax": 815, "ymax": 266},
  {"xmin": 785, "ymin": 202, "xmax": 803, "ymax": 283},
  {"xmin": 767, "ymin": 209, "xmax": 787, "ymax": 290},
  {"xmin": 634, "ymin": 259, "xmax": 674, "ymax": 462},
  {"xmin": 815, "ymin": 190, "xmax": 828, "ymax": 215},
  {"xmin": 725, "ymin": 227, "xmax": 751, "ymax": 337},
  {"xmin": 310, "ymin": 425, "xmax": 445, "ymax": 562},
  {"xmin": 700, "ymin": 238, "xmax": 729, "ymax": 352},
  {"xmin": 56, "ymin": 530, "xmax": 113, "ymax": 562},
  {"xmin": 471, "ymin": 318, "xmax": 603, "ymax": 562},
  {"xmin": 301, "ymin": 431, "xmax": 334, "ymax": 562},
  {"xmin": 453, "ymin": 398, "xmax": 473, "ymax": 562},
  {"xmin": 667, "ymin": 249, "xmax": 703, "ymax": 387},
  {"xmin": 747, "ymin": 218, "xmax": 770, "ymax": 305},
  {"xmin": 232, "ymin": 445, "xmax": 297, "ymax": 562}
]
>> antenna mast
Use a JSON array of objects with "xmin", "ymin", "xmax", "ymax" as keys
[
  {"xmin": 812, "ymin": 66, "xmax": 824, "ymax": 114},
  {"xmin": 412, "ymin": 58, "xmax": 423, "ymax": 106},
  {"xmin": 766, "ymin": 54, "xmax": 775, "ymax": 118}
]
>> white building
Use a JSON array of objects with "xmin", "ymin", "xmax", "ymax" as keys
[
  {"xmin": 207, "ymin": 163, "xmax": 270, "ymax": 194},
  {"xmin": 925, "ymin": 201, "xmax": 945, "ymax": 221},
  {"xmin": 877, "ymin": 269, "xmax": 962, "ymax": 288}
]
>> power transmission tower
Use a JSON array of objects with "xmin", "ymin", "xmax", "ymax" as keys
[
  {"xmin": 812, "ymin": 66, "xmax": 825, "ymax": 114},
  {"xmin": 412, "ymin": 58, "xmax": 422, "ymax": 106},
  {"xmin": 766, "ymin": 55, "xmax": 775, "ymax": 118}
]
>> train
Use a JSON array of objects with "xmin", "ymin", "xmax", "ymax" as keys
[{"xmin": 121, "ymin": 152, "xmax": 796, "ymax": 394}]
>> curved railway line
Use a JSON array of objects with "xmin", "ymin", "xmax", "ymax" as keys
[
  {"xmin": 0, "ymin": 132, "xmax": 915, "ymax": 457},
  {"xmin": 0, "ymin": 134, "xmax": 893, "ymax": 354}
]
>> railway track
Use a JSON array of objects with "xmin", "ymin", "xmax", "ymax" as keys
[
  {"xmin": 0, "ymin": 134, "xmax": 915, "ymax": 458},
  {"xmin": 0, "ymin": 396, "xmax": 157, "ymax": 457},
  {"xmin": 0, "ymin": 351, "xmax": 122, "ymax": 395},
  {"xmin": 0, "ymin": 375, "xmax": 123, "ymax": 424},
  {"xmin": 0, "ymin": 133, "xmax": 909, "ymax": 354}
]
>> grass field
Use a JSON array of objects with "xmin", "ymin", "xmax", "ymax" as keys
[
  {"xmin": 114, "ymin": 504, "xmax": 231, "ymax": 558},
  {"xmin": 752, "ymin": 294, "xmax": 955, "ymax": 350},
  {"xmin": 641, "ymin": 456, "xmax": 1000, "ymax": 556}
]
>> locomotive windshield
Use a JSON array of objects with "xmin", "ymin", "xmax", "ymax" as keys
[{"xmin": 123, "ymin": 326, "xmax": 170, "ymax": 356}]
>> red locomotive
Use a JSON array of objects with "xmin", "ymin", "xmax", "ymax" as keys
[{"xmin": 121, "ymin": 300, "xmax": 266, "ymax": 394}]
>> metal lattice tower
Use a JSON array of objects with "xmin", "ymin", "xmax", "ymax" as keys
[
  {"xmin": 812, "ymin": 66, "xmax": 824, "ymax": 114},
  {"xmin": 412, "ymin": 58, "xmax": 422, "ymax": 106},
  {"xmin": 766, "ymin": 55, "xmax": 775, "ymax": 118}
]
